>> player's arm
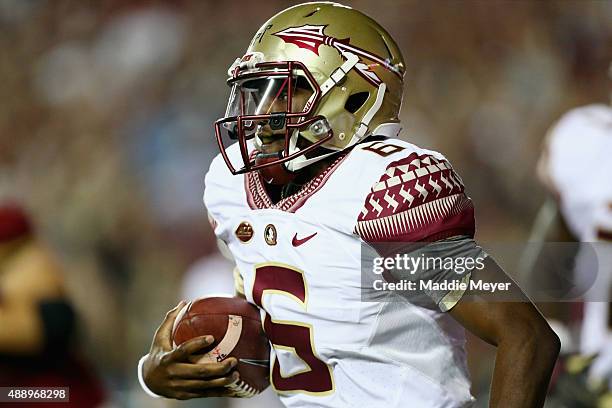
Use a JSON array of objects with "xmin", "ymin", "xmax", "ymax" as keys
[
  {"xmin": 384, "ymin": 237, "xmax": 559, "ymax": 407},
  {"xmin": 449, "ymin": 257, "xmax": 560, "ymax": 408},
  {"xmin": 357, "ymin": 151, "xmax": 559, "ymax": 406}
]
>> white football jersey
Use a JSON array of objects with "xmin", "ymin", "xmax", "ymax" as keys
[
  {"xmin": 204, "ymin": 137, "xmax": 476, "ymax": 407},
  {"xmin": 541, "ymin": 104, "xmax": 612, "ymax": 356}
]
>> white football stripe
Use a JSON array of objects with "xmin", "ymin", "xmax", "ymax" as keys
[{"xmin": 196, "ymin": 315, "xmax": 243, "ymax": 364}]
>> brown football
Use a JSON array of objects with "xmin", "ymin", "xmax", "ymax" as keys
[{"xmin": 172, "ymin": 296, "xmax": 270, "ymax": 397}]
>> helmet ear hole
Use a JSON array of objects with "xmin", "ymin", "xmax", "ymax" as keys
[
  {"xmin": 296, "ymin": 76, "xmax": 312, "ymax": 91},
  {"xmin": 344, "ymin": 92, "xmax": 369, "ymax": 114}
]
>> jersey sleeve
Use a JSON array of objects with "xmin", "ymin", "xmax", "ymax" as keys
[
  {"xmin": 386, "ymin": 235, "xmax": 488, "ymax": 312},
  {"xmin": 355, "ymin": 151, "xmax": 480, "ymax": 312},
  {"xmin": 354, "ymin": 151, "xmax": 475, "ymax": 244}
]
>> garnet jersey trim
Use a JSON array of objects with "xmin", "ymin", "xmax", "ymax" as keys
[
  {"xmin": 244, "ymin": 152, "xmax": 348, "ymax": 212},
  {"xmin": 355, "ymin": 152, "xmax": 475, "ymax": 243}
]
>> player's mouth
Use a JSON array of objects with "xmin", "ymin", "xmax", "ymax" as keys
[{"xmin": 255, "ymin": 125, "xmax": 285, "ymax": 153}]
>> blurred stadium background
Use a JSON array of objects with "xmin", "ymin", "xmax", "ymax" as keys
[{"xmin": 0, "ymin": 0, "xmax": 610, "ymax": 407}]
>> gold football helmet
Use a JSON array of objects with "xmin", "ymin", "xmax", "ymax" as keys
[{"xmin": 214, "ymin": 2, "xmax": 405, "ymax": 182}]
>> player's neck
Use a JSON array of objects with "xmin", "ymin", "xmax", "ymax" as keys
[{"xmin": 264, "ymin": 158, "xmax": 333, "ymax": 204}]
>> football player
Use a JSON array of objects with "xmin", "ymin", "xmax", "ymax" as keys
[
  {"xmin": 531, "ymin": 65, "xmax": 612, "ymax": 404},
  {"xmin": 139, "ymin": 3, "xmax": 559, "ymax": 407}
]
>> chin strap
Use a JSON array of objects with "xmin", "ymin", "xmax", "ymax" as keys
[
  {"xmin": 285, "ymin": 123, "xmax": 402, "ymax": 173},
  {"xmin": 285, "ymin": 127, "xmax": 337, "ymax": 172},
  {"xmin": 285, "ymin": 150, "xmax": 337, "ymax": 172},
  {"xmin": 370, "ymin": 122, "xmax": 403, "ymax": 138}
]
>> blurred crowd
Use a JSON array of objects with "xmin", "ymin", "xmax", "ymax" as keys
[{"xmin": 0, "ymin": 0, "xmax": 610, "ymax": 407}]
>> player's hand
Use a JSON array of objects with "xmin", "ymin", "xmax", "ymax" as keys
[{"xmin": 142, "ymin": 301, "xmax": 240, "ymax": 400}]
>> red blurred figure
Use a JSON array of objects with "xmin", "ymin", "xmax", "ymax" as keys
[{"xmin": 0, "ymin": 203, "xmax": 106, "ymax": 407}]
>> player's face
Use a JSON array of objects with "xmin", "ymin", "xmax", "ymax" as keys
[
  {"xmin": 254, "ymin": 85, "xmax": 312, "ymax": 154},
  {"xmin": 215, "ymin": 68, "xmax": 329, "ymax": 182},
  {"xmin": 225, "ymin": 75, "xmax": 313, "ymax": 151}
]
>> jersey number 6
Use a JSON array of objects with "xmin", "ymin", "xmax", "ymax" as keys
[{"xmin": 252, "ymin": 263, "xmax": 334, "ymax": 395}]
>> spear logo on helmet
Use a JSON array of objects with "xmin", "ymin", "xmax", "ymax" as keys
[{"xmin": 273, "ymin": 24, "xmax": 403, "ymax": 86}]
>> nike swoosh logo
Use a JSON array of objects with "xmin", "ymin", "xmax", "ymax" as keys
[{"xmin": 292, "ymin": 232, "xmax": 317, "ymax": 247}]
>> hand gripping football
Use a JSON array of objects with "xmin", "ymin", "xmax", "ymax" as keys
[{"xmin": 172, "ymin": 296, "xmax": 270, "ymax": 397}]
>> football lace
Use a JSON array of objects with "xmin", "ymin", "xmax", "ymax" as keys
[{"xmin": 226, "ymin": 378, "xmax": 260, "ymax": 398}]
